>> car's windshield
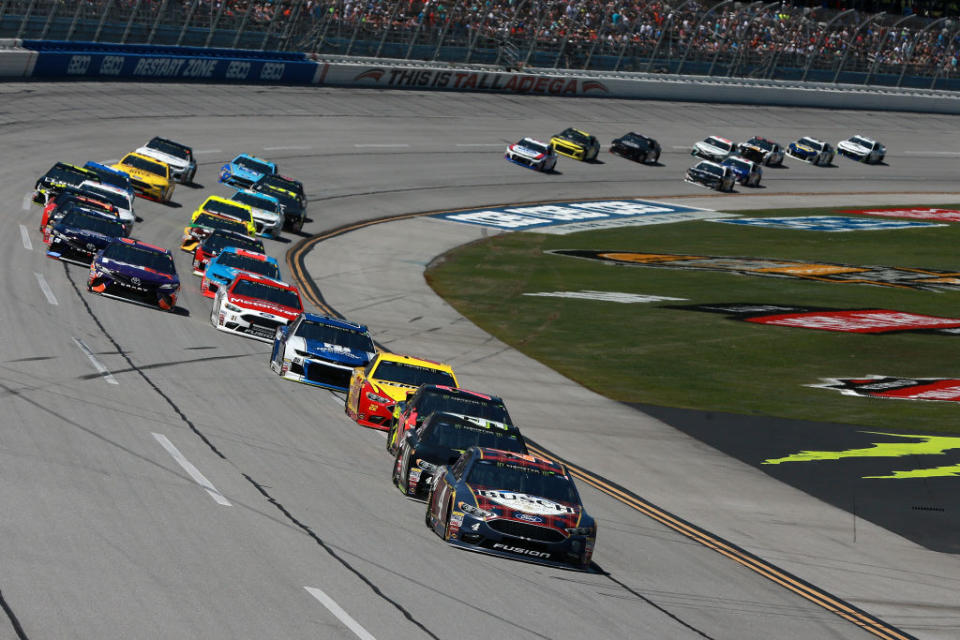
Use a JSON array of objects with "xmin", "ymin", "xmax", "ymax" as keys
[
  {"xmin": 725, "ymin": 158, "xmax": 750, "ymax": 171},
  {"xmin": 560, "ymin": 128, "xmax": 591, "ymax": 145},
  {"xmin": 422, "ymin": 418, "xmax": 525, "ymax": 453},
  {"xmin": 231, "ymin": 279, "xmax": 301, "ymax": 309},
  {"xmin": 799, "ymin": 138, "xmax": 823, "ymax": 150},
  {"xmin": 705, "ymin": 137, "xmax": 732, "ymax": 151},
  {"xmin": 84, "ymin": 165, "xmax": 132, "ymax": 191},
  {"xmin": 372, "ymin": 361, "xmax": 456, "ymax": 387},
  {"xmin": 467, "ymin": 460, "xmax": 578, "ymax": 504},
  {"xmin": 193, "ymin": 214, "xmax": 247, "ymax": 234},
  {"xmin": 60, "ymin": 211, "xmax": 125, "ymax": 236},
  {"xmin": 232, "ymin": 192, "xmax": 280, "ymax": 213},
  {"xmin": 850, "ymin": 136, "xmax": 873, "ymax": 147},
  {"xmin": 259, "ymin": 187, "xmax": 298, "ymax": 212},
  {"xmin": 121, "ymin": 155, "xmax": 168, "ymax": 177},
  {"xmin": 234, "ymin": 157, "xmax": 273, "ymax": 175},
  {"xmin": 149, "ymin": 138, "xmax": 191, "ymax": 160},
  {"xmin": 296, "ymin": 321, "xmax": 375, "ymax": 352},
  {"xmin": 519, "ymin": 139, "xmax": 549, "ymax": 154},
  {"xmin": 62, "ymin": 197, "xmax": 114, "ymax": 216},
  {"xmin": 623, "ymin": 133, "xmax": 647, "ymax": 145},
  {"xmin": 257, "ymin": 174, "xmax": 303, "ymax": 197},
  {"xmin": 215, "ymin": 253, "xmax": 280, "ymax": 279},
  {"xmin": 81, "ymin": 186, "xmax": 129, "ymax": 210},
  {"xmin": 415, "ymin": 391, "xmax": 511, "ymax": 424},
  {"xmin": 203, "ymin": 199, "xmax": 250, "ymax": 221},
  {"xmin": 103, "ymin": 242, "xmax": 176, "ymax": 274},
  {"xmin": 699, "ymin": 163, "xmax": 723, "ymax": 177},
  {"xmin": 205, "ymin": 231, "xmax": 263, "ymax": 253},
  {"xmin": 748, "ymin": 137, "xmax": 774, "ymax": 151},
  {"xmin": 45, "ymin": 164, "xmax": 89, "ymax": 186}
]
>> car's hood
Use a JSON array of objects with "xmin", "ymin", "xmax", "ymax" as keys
[
  {"xmin": 228, "ymin": 293, "xmax": 300, "ymax": 320},
  {"xmin": 98, "ymin": 257, "xmax": 178, "ymax": 285},
  {"xmin": 115, "ymin": 164, "xmax": 165, "ymax": 185},
  {"xmin": 225, "ymin": 164, "xmax": 263, "ymax": 180},
  {"xmin": 696, "ymin": 142, "xmax": 729, "ymax": 154},
  {"xmin": 54, "ymin": 224, "xmax": 116, "ymax": 246},
  {"xmin": 840, "ymin": 141, "xmax": 876, "ymax": 154},
  {"xmin": 289, "ymin": 336, "xmax": 372, "ymax": 366},
  {"xmin": 369, "ymin": 378, "xmax": 419, "ymax": 401},
  {"xmin": 510, "ymin": 144, "xmax": 545, "ymax": 159},
  {"xmin": 249, "ymin": 207, "xmax": 280, "ymax": 223},
  {"xmin": 472, "ymin": 488, "xmax": 582, "ymax": 523},
  {"xmin": 136, "ymin": 147, "xmax": 188, "ymax": 169}
]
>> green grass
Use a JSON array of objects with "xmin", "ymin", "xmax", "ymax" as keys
[{"xmin": 425, "ymin": 205, "xmax": 960, "ymax": 434}]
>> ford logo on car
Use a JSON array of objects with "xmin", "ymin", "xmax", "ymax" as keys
[{"xmin": 515, "ymin": 512, "xmax": 543, "ymax": 523}]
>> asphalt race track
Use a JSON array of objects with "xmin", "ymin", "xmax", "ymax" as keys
[{"xmin": 2, "ymin": 82, "xmax": 959, "ymax": 640}]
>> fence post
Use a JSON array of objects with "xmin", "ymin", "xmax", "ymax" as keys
[
  {"xmin": 432, "ymin": 5, "xmax": 457, "ymax": 61},
  {"xmin": 864, "ymin": 15, "xmax": 914, "ymax": 86},
  {"xmin": 146, "ymin": 0, "xmax": 169, "ymax": 45},
  {"xmin": 15, "ymin": 0, "xmax": 39, "ymax": 39},
  {"xmin": 258, "ymin": 0, "xmax": 286, "ymax": 50},
  {"xmin": 230, "ymin": 0, "xmax": 255, "ymax": 49},
  {"xmin": 801, "ymin": 8, "xmax": 854, "ymax": 82},
  {"xmin": 38, "ymin": 0, "xmax": 59, "ymax": 40},
  {"xmin": 203, "ymin": 0, "xmax": 228, "ymax": 47},
  {"xmin": 833, "ymin": 11, "xmax": 884, "ymax": 83},
  {"xmin": 278, "ymin": 0, "xmax": 307, "ymax": 51},
  {"xmin": 121, "ymin": 0, "xmax": 144, "ymax": 44},
  {"xmin": 92, "ymin": 0, "xmax": 115, "ymax": 42},
  {"xmin": 404, "ymin": 0, "xmax": 430, "ymax": 60},
  {"xmin": 675, "ymin": 0, "xmax": 734, "ymax": 75},
  {"xmin": 65, "ymin": 0, "xmax": 84, "ymax": 41},
  {"xmin": 898, "ymin": 17, "xmax": 948, "ymax": 87},
  {"xmin": 375, "ymin": 0, "xmax": 401, "ymax": 58},
  {"xmin": 929, "ymin": 24, "xmax": 960, "ymax": 89},
  {"xmin": 176, "ymin": 0, "xmax": 198, "ymax": 46},
  {"xmin": 582, "ymin": 4, "xmax": 612, "ymax": 70}
]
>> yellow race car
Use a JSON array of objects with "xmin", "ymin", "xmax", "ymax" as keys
[
  {"xmin": 112, "ymin": 152, "xmax": 174, "ymax": 202},
  {"xmin": 550, "ymin": 127, "xmax": 601, "ymax": 162},
  {"xmin": 345, "ymin": 352, "xmax": 458, "ymax": 430},
  {"xmin": 191, "ymin": 195, "xmax": 257, "ymax": 237}
]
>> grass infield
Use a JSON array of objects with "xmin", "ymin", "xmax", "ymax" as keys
[{"xmin": 425, "ymin": 205, "xmax": 960, "ymax": 435}]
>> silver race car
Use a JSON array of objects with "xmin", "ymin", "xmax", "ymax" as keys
[{"xmin": 837, "ymin": 135, "xmax": 886, "ymax": 164}]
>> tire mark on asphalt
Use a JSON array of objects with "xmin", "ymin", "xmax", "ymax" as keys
[{"xmin": 0, "ymin": 587, "xmax": 29, "ymax": 639}]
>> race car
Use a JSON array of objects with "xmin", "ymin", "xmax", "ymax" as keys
[
  {"xmin": 191, "ymin": 229, "xmax": 265, "ymax": 274},
  {"xmin": 270, "ymin": 313, "xmax": 376, "ymax": 391},
  {"xmin": 219, "ymin": 153, "xmax": 276, "ymax": 189},
  {"xmin": 550, "ymin": 127, "xmax": 601, "ymax": 162},
  {"xmin": 230, "ymin": 189, "xmax": 284, "ymax": 238},
  {"xmin": 40, "ymin": 189, "xmax": 122, "ymax": 236},
  {"xmin": 392, "ymin": 413, "xmax": 526, "ymax": 498},
  {"xmin": 78, "ymin": 180, "xmax": 135, "ymax": 227},
  {"xmin": 112, "ymin": 152, "xmax": 174, "ymax": 202},
  {"xmin": 135, "ymin": 137, "xmax": 196, "ymax": 184},
  {"xmin": 837, "ymin": 135, "xmax": 886, "ymax": 164},
  {"xmin": 721, "ymin": 156, "xmax": 763, "ymax": 187},
  {"xmin": 82, "ymin": 162, "xmax": 135, "ymax": 198},
  {"xmin": 609, "ymin": 132, "xmax": 661, "ymax": 164},
  {"xmin": 736, "ymin": 136, "xmax": 784, "ymax": 166},
  {"xmin": 200, "ymin": 247, "xmax": 280, "ymax": 298},
  {"xmin": 691, "ymin": 136, "xmax": 735, "ymax": 162},
  {"xmin": 46, "ymin": 208, "xmax": 126, "ymax": 266},
  {"xmin": 32, "ymin": 162, "xmax": 100, "ymax": 206},
  {"xmin": 181, "ymin": 212, "xmax": 253, "ymax": 253},
  {"xmin": 88, "ymin": 238, "xmax": 180, "ymax": 311},
  {"xmin": 426, "ymin": 447, "xmax": 597, "ymax": 570},
  {"xmin": 210, "ymin": 272, "xmax": 303, "ymax": 343},
  {"xmin": 250, "ymin": 182, "xmax": 305, "ymax": 232},
  {"xmin": 345, "ymin": 352, "xmax": 458, "ymax": 430},
  {"xmin": 387, "ymin": 385, "xmax": 514, "ymax": 455},
  {"xmin": 504, "ymin": 137, "xmax": 558, "ymax": 172},
  {"xmin": 685, "ymin": 160, "xmax": 735, "ymax": 192},
  {"xmin": 786, "ymin": 137, "xmax": 835, "ymax": 166},
  {"xmin": 191, "ymin": 195, "xmax": 257, "ymax": 236}
]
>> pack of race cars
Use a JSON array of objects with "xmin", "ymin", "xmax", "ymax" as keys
[{"xmin": 506, "ymin": 128, "xmax": 886, "ymax": 194}]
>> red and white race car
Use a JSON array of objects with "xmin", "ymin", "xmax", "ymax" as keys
[{"xmin": 210, "ymin": 272, "xmax": 303, "ymax": 343}]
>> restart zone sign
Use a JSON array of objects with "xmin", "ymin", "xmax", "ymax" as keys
[
  {"xmin": 712, "ymin": 215, "xmax": 944, "ymax": 232},
  {"xmin": 434, "ymin": 200, "xmax": 733, "ymax": 234}
]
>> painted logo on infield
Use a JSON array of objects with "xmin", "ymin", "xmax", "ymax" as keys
[
  {"xmin": 712, "ymin": 215, "xmax": 944, "ymax": 231},
  {"xmin": 840, "ymin": 207, "xmax": 960, "ymax": 222},
  {"xmin": 548, "ymin": 250, "xmax": 960, "ymax": 291},
  {"xmin": 812, "ymin": 376, "xmax": 960, "ymax": 402},
  {"xmin": 434, "ymin": 200, "xmax": 733, "ymax": 234},
  {"xmin": 524, "ymin": 291, "xmax": 686, "ymax": 304}
]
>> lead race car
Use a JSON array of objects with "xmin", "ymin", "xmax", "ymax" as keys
[
  {"xmin": 211, "ymin": 272, "xmax": 304, "ymax": 342},
  {"xmin": 837, "ymin": 135, "xmax": 886, "ymax": 164},
  {"xmin": 504, "ymin": 137, "xmax": 558, "ymax": 172},
  {"xmin": 426, "ymin": 447, "xmax": 597, "ymax": 570},
  {"xmin": 270, "ymin": 313, "xmax": 376, "ymax": 391}
]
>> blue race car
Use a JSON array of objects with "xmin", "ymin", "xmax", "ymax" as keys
[
  {"xmin": 270, "ymin": 313, "xmax": 376, "ymax": 390},
  {"xmin": 46, "ymin": 207, "xmax": 126, "ymax": 266},
  {"xmin": 786, "ymin": 136, "xmax": 835, "ymax": 166},
  {"xmin": 200, "ymin": 246, "xmax": 280, "ymax": 299},
  {"xmin": 83, "ymin": 162, "xmax": 135, "ymax": 199},
  {"xmin": 721, "ymin": 155, "xmax": 762, "ymax": 187},
  {"xmin": 219, "ymin": 153, "xmax": 277, "ymax": 189},
  {"xmin": 87, "ymin": 238, "xmax": 180, "ymax": 311}
]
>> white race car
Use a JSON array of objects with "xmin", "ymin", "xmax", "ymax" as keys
[
  {"xmin": 135, "ymin": 136, "xmax": 197, "ymax": 184},
  {"xmin": 210, "ymin": 272, "xmax": 303, "ymax": 343},
  {"xmin": 692, "ymin": 136, "xmax": 735, "ymax": 162},
  {"xmin": 79, "ymin": 180, "xmax": 135, "ymax": 227},
  {"xmin": 230, "ymin": 188, "xmax": 284, "ymax": 238},
  {"xmin": 505, "ymin": 137, "xmax": 558, "ymax": 172},
  {"xmin": 837, "ymin": 135, "xmax": 886, "ymax": 164}
]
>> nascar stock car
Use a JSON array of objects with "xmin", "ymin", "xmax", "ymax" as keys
[
  {"xmin": 736, "ymin": 136, "xmax": 784, "ymax": 166},
  {"xmin": 112, "ymin": 152, "xmax": 174, "ymax": 202},
  {"xmin": 46, "ymin": 208, "xmax": 126, "ymax": 266},
  {"xmin": 609, "ymin": 132, "xmax": 661, "ymax": 164},
  {"xmin": 270, "ymin": 313, "xmax": 376, "ymax": 391},
  {"xmin": 135, "ymin": 137, "xmax": 196, "ymax": 184},
  {"xmin": 387, "ymin": 385, "xmax": 514, "ymax": 455},
  {"xmin": 786, "ymin": 136, "xmax": 835, "ymax": 166},
  {"xmin": 685, "ymin": 160, "xmax": 736, "ymax": 192},
  {"xmin": 78, "ymin": 180, "xmax": 135, "ymax": 227},
  {"xmin": 181, "ymin": 212, "xmax": 253, "ymax": 253},
  {"xmin": 691, "ymin": 136, "xmax": 735, "ymax": 162},
  {"xmin": 88, "ymin": 238, "xmax": 180, "ymax": 311},
  {"xmin": 219, "ymin": 153, "xmax": 276, "ymax": 189},
  {"xmin": 837, "ymin": 135, "xmax": 886, "ymax": 164},
  {"xmin": 504, "ymin": 137, "xmax": 558, "ymax": 172},
  {"xmin": 345, "ymin": 352, "xmax": 458, "ymax": 430},
  {"xmin": 40, "ymin": 190, "xmax": 123, "ymax": 236},
  {"xmin": 200, "ymin": 247, "xmax": 280, "ymax": 298},
  {"xmin": 191, "ymin": 229, "xmax": 265, "ymax": 274},
  {"xmin": 230, "ymin": 189, "xmax": 284, "ymax": 238},
  {"xmin": 550, "ymin": 127, "xmax": 601, "ymax": 162},
  {"xmin": 32, "ymin": 162, "xmax": 100, "ymax": 205},
  {"xmin": 192, "ymin": 196, "xmax": 257, "ymax": 235},
  {"xmin": 393, "ymin": 412, "xmax": 526, "ymax": 498},
  {"xmin": 426, "ymin": 447, "xmax": 597, "ymax": 570},
  {"xmin": 210, "ymin": 272, "xmax": 303, "ymax": 342},
  {"xmin": 252, "ymin": 174, "xmax": 307, "ymax": 232},
  {"xmin": 82, "ymin": 162, "xmax": 135, "ymax": 198},
  {"xmin": 721, "ymin": 156, "xmax": 763, "ymax": 187}
]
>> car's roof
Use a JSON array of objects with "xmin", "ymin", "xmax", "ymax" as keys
[
  {"xmin": 233, "ymin": 153, "xmax": 274, "ymax": 165},
  {"xmin": 423, "ymin": 412, "xmax": 515, "ymax": 432},
  {"xmin": 117, "ymin": 237, "xmax": 170, "ymax": 254},
  {"xmin": 235, "ymin": 188, "xmax": 279, "ymax": 203},
  {"xmin": 301, "ymin": 312, "xmax": 368, "ymax": 332},
  {"xmin": 218, "ymin": 246, "xmax": 275, "ymax": 262},
  {"xmin": 121, "ymin": 151, "xmax": 168, "ymax": 167},
  {"xmin": 231, "ymin": 271, "xmax": 295, "ymax": 289},
  {"xmin": 472, "ymin": 447, "xmax": 566, "ymax": 473},
  {"xmin": 415, "ymin": 384, "xmax": 501, "ymax": 402},
  {"xmin": 704, "ymin": 136, "xmax": 732, "ymax": 144}
]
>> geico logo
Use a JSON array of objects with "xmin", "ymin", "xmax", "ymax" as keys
[
  {"xmin": 67, "ymin": 55, "xmax": 91, "ymax": 75},
  {"xmin": 492, "ymin": 543, "xmax": 550, "ymax": 558},
  {"xmin": 99, "ymin": 56, "xmax": 124, "ymax": 75},
  {"xmin": 226, "ymin": 61, "xmax": 251, "ymax": 80},
  {"xmin": 260, "ymin": 63, "xmax": 285, "ymax": 81}
]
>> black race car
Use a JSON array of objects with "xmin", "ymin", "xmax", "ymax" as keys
[
  {"xmin": 609, "ymin": 132, "xmax": 661, "ymax": 164},
  {"xmin": 33, "ymin": 162, "xmax": 100, "ymax": 206},
  {"xmin": 191, "ymin": 228, "xmax": 266, "ymax": 275},
  {"xmin": 685, "ymin": 160, "xmax": 735, "ymax": 192},
  {"xmin": 252, "ymin": 174, "xmax": 306, "ymax": 232},
  {"xmin": 392, "ymin": 412, "xmax": 526, "ymax": 498},
  {"xmin": 46, "ymin": 208, "xmax": 126, "ymax": 266},
  {"xmin": 736, "ymin": 136, "xmax": 784, "ymax": 166}
]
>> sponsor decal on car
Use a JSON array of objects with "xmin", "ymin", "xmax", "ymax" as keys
[
  {"xmin": 476, "ymin": 490, "xmax": 575, "ymax": 515},
  {"xmin": 672, "ymin": 303, "xmax": 960, "ymax": 334},
  {"xmin": 811, "ymin": 376, "xmax": 960, "ymax": 402},
  {"xmin": 492, "ymin": 543, "xmax": 552, "ymax": 558},
  {"xmin": 839, "ymin": 207, "xmax": 960, "ymax": 222},
  {"xmin": 711, "ymin": 215, "xmax": 945, "ymax": 232},
  {"xmin": 434, "ymin": 199, "xmax": 733, "ymax": 233},
  {"xmin": 514, "ymin": 512, "xmax": 544, "ymax": 523},
  {"xmin": 523, "ymin": 290, "xmax": 686, "ymax": 304},
  {"xmin": 548, "ymin": 250, "xmax": 960, "ymax": 292},
  {"xmin": 764, "ymin": 428, "xmax": 960, "ymax": 479}
]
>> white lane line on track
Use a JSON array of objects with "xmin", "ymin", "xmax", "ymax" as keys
[
  {"xmin": 19, "ymin": 224, "xmax": 32, "ymax": 251},
  {"xmin": 903, "ymin": 150, "xmax": 960, "ymax": 156},
  {"xmin": 152, "ymin": 433, "xmax": 232, "ymax": 506},
  {"xmin": 354, "ymin": 143, "xmax": 409, "ymax": 148},
  {"xmin": 263, "ymin": 145, "xmax": 312, "ymax": 151},
  {"xmin": 101, "ymin": 159, "xmax": 119, "ymax": 165},
  {"xmin": 72, "ymin": 337, "xmax": 118, "ymax": 385},
  {"xmin": 22, "ymin": 193, "xmax": 32, "ymax": 210},
  {"xmin": 304, "ymin": 587, "xmax": 377, "ymax": 640},
  {"xmin": 672, "ymin": 145, "xmax": 692, "ymax": 150},
  {"xmin": 34, "ymin": 272, "xmax": 58, "ymax": 305},
  {"xmin": 195, "ymin": 148, "xmax": 222, "ymax": 154}
]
